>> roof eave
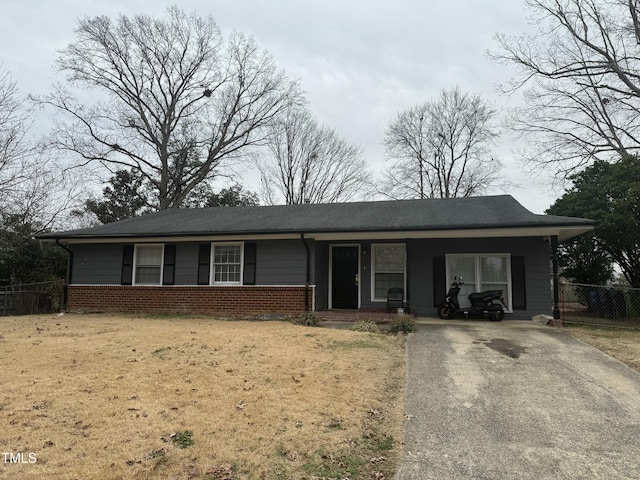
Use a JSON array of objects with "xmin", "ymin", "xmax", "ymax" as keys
[
  {"xmin": 44, "ymin": 224, "xmax": 594, "ymax": 244},
  {"xmin": 311, "ymin": 224, "xmax": 593, "ymax": 242}
]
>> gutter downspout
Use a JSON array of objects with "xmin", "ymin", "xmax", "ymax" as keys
[
  {"xmin": 55, "ymin": 239, "xmax": 73, "ymax": 310},
  {"xmin": 55, "ymin": 239, "xmax": 74, "ymax": 284},
  {"xmin": 300, "ymin": 233, "xmax": 311, "ymax": 312},
  {"xmin": 405, "ymin": 238, "xmax": 411, "ymax": 313}
]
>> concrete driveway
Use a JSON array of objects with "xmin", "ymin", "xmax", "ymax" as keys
[{"xmin": 395, "ymin": 320, "xmax": 640, "ymax": 479}]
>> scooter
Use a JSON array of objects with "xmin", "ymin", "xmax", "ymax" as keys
[{"xmin": 437, "ymin": 276, "xmax": 505, "ymax": 321}]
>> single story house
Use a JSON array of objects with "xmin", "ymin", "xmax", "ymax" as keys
[{"xmin": 40, "ymin": 195, "xmax": 594, "ymax": 319}]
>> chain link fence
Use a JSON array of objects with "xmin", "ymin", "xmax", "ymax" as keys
[
  {"xmin": 560, "ymin": 282, "xmax": 640, "ymax": 327},
  {"xmin": 0, "ymin": 281, "xmax": 64, "ymax": 316}
]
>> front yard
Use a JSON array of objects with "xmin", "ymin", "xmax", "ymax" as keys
[
  {"xmin": 0, "ymin": 314, "xmax": 406, "ymax": 479},
  {"xmin": 563, "ymin": 324, "xmax": 640, "ymax": 373}
]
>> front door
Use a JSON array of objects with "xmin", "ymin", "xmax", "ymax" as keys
[{"xmin": 331, "ymin": 246, "xmax": 359, "ymax": 309}]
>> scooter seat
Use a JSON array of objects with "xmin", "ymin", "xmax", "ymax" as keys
[{"xmin": 468, "ymin": 290, "xmax": 503, "ymax": 302}]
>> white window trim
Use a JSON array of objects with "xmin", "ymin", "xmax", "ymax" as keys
[
  {"xmin": 210, "ymin": 242, "xmax": 244, "ymax": 286},
  {"xmin": 370, "ymin": 243, "xmax": 406, "ymax": 302},
  {"xmin": 133, "ymin": 244, "xmax": 165, "ymax": 286},
  {"xmin": 445, "ymin": 253, "xmax": 512, "ymax": 313}
]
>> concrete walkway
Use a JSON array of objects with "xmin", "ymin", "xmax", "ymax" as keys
[{"xmin": 395, "ymin": 320, "xmax": 640, "ymax": 479}]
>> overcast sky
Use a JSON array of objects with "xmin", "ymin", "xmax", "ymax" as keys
[{"xmin": 1, "ymin": 0, "xmax": 557, "ymax": 213}]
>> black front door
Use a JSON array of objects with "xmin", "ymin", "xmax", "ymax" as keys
[{"xmin": 332, "ymin": 246, "xmax": 359, "ymax": 309}]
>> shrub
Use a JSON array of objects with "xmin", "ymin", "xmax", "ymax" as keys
[
  {"xmin": 351, "ymin": 320, "xmax": 381, "ymax": 333},
  {"xmin": 388, "ymin": 315, "xmax": 416, "ymax": 334},
  {"xmin": 294, "ymin": 311, "xmax": 321, "ymax": 327},
  {"xmin": 48, "ymin": 277, "xmax": 66, "ymax": 312}
]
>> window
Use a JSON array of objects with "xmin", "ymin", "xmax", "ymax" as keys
[
  {"xmin": 212, "ymin": 243, "xmax": 243, "ymax": 284},
  {"xmin": 134, "ymin": 245, "xmax": 164, "ymax": 285},
  {"xmin": 372, "ymin": 244, "xmax": 405, "ymax": 301},
  {"xmin": 446, "ymin": 254, "xmax": 511, "ymax": 311}
]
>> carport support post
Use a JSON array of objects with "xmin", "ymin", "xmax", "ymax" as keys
[
  {"xmin": 551, "ymin": 235, "xmax": 561, "ymax": 320},
  {"xmin": 300, "ymin": 233, "xmax": 311, "ymax": 312}
]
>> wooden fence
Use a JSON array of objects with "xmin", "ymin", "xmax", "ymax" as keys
[{"xmin": 0, "ymin": 282, "xmax": 58, "ymax": 316}]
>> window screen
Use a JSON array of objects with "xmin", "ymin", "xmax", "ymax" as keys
[{"xmin": 134, "ymin": 245, "xmax": 163, "ymax": 285}]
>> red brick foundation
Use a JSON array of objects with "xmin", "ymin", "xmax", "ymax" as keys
[{"xmin": 66, "ymin": 285, "xmax": 314, "ymax": 316}]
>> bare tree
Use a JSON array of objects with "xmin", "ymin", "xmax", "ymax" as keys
[
  {"xmin": 492, "ymin": 0, "xmax": 640, "ymax": 176},
  {"xmin": 380, "ymin": 87, "xmax": 501, "ymax": 199},
  {"xmin": 36, "ymin": 6, "xmax": 301, "ymax": 209},
  {"xmin": 0, "ymin": 67, "xmax": 84, "ymax": 226},
  {"xmin": 0, "ymin": 68, "xmax": 34, "ymax": 204},
  {"xmin": 258, "ymin": 107, "xmax": 371, "ymax": 204},
  {"xmin": 0, "ymin": 68, "xmax": 87, "ymax": 287}
]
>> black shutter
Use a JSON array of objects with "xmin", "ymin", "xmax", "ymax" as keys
[
  {"xmin": 197, "ymin": 244, "xmax": 211, "ymax": 285},
  {"xmin": 433, "ymin": 256, "xmax": 446, "ymax": 306},
  {"xmin": 163, "ymin": 244, "xmax": 176, "ymax": 285},
  {"xmin": 243, "ymin": 242, "xmax": 257, "ymax": 285},
  {"xmin": 121, "ymin": 245, "xmax": 134, "ymax": 285},
  {"xmin": 511, "ymin": 256, "xmax": 527, "ymax": 310}
]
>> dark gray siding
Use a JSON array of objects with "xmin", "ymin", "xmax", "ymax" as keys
[
  {"xmin": 71, "ymin": 243, "xmax": 124, "ymax": 284},
  {"xmin": 255, "ymin": 239, "xmax": 312, "ymax": 286},
  {"xmin": 71, "ymin": 240, "xmax": 314, "ymax": 287},
  {"xmin": 315, "ymin": 243, "xmax": 329, "ymax": 310},
  {"xmin": 313, "ymin": 237, "xmax": 551, "ymax": 318},
  {"xmin": 409, "ymin": 237, "xmax": 550, "ymax": 319},
  {"xmin": 360, "ymin": 243, "xmax": 372, "ymax": 308}
]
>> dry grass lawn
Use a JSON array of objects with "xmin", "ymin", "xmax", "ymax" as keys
[
  {"xmin": 563, "ymin": 324, "xmax": 640, "ymax": 373},
  {"xmin": 0, "ymin": 314, "xmax": 406, "ymax": 479}
]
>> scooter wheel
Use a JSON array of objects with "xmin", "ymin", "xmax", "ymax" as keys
[
  {"xmin": 438, "ymin": 305, "xmax": 454, "ymax": 319},
  {"xmin": 492, "ymin": 308, "xmax": 504, "ymax": 322}
]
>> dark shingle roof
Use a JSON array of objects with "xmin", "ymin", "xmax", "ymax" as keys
[{"xmin": 41, "ymin": 195, "xmax": 594, "ymax": 240}]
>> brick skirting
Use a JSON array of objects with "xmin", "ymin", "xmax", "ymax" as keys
[{"xmin": 66, "ymin": 285, "xmax": 314, "ymax": 316}]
